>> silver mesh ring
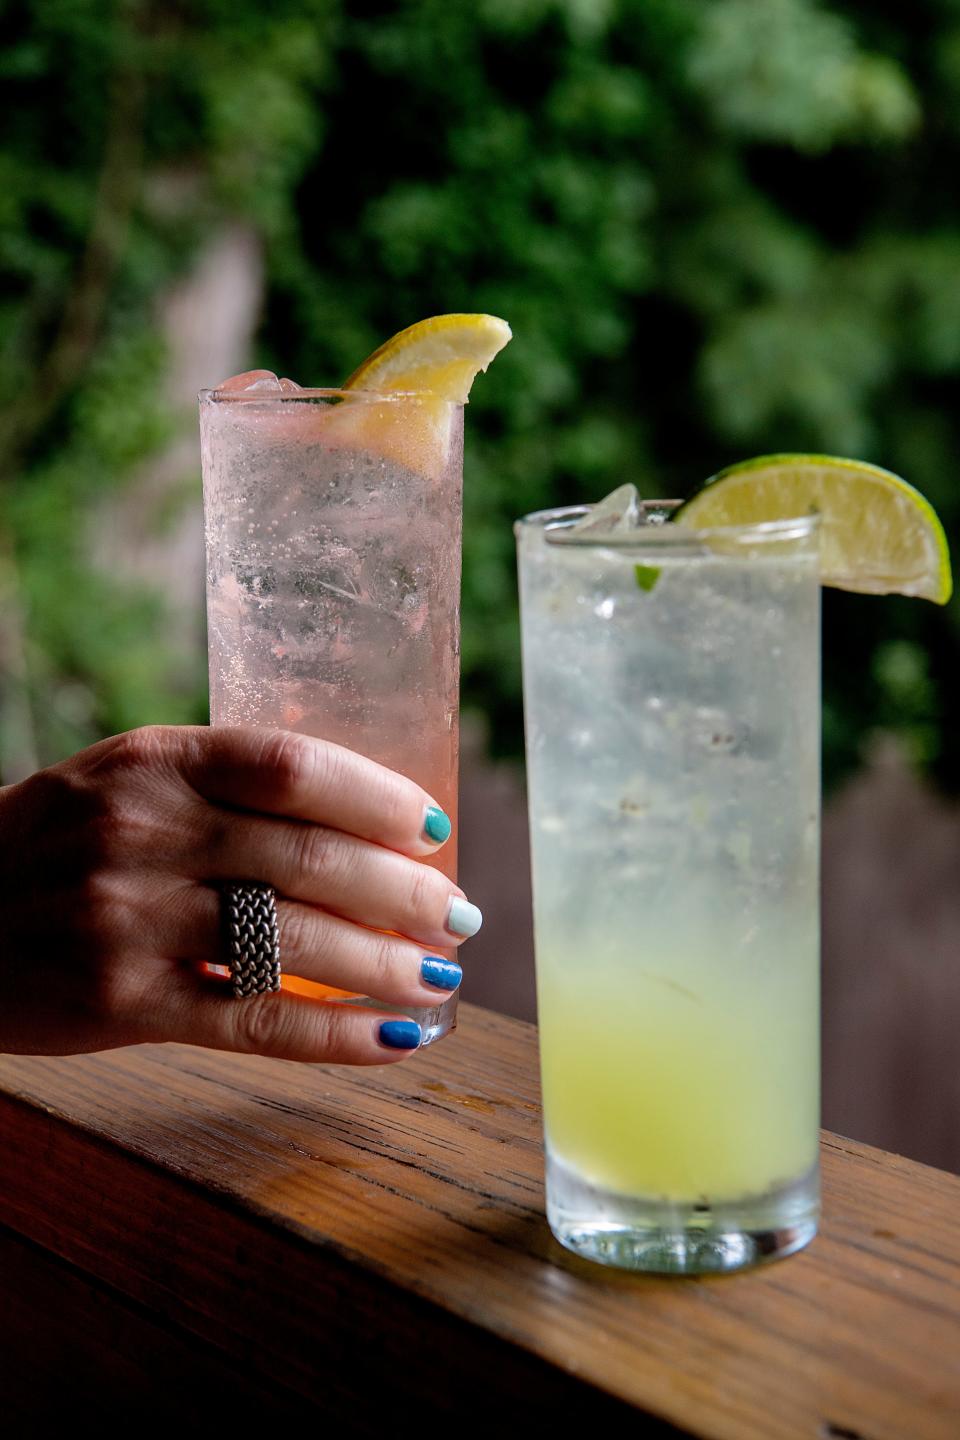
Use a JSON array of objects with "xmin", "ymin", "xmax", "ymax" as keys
[{"xmin": 222, "ymin": 882, "xmax": 281, "ymax": 998}]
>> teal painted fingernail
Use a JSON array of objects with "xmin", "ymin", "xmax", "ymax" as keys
[
  {"xmin": 423, "ymin": 806, "xmax": 452, "ymax": 844},
  {"xmin": 378, "ymin": 1020, "xmax": 422, "ymax": 1050},
  {"xmin": 420, "ymin": 956, "xmax": 462, "ymax": 991},
  {"xmin": 447, "ymin": 897, "xmax": 483, "ymax": 938}
]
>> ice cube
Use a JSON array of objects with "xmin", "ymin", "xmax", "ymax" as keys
[
  {"xmin": 216, "ymin": 369, "xmax": 284, "ymax": 393},
  {"xmin": 570, "ymin": 483, "xmax": 641, "ymax": 537}
]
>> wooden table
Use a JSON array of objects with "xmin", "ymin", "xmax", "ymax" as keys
[{"xmin": 0, "ymin": 1004, "xmax": 958, "ymax": 1436}]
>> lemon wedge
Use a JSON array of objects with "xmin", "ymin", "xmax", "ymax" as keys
[
  {"xmin": 321, "ymin": 313, "xmax": 511, "ymax": 479},
  {"xmin": 342, "ymin": 313, "xmax": 512, "ymax": 402},
  {"xmin": 677, "ymin": 454, "xmax": 952, "ymax": 604}
]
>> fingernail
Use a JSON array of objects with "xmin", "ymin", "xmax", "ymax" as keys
[
  {"xmin": 378, "ymin": 1020, "xmax": 422, "ymax": 1050},
  {"xmin": 420, "ymin": 956, "xmax": 463, "ymax": 991},
  {"xmin": 423, "ymin": 805, "xmax": 452, "ymax": 845},
  {"xmin": 447, "ymin": 897, "xmax": 483, "ymax": 938}
]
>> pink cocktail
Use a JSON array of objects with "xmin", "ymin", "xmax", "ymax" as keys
[{"xmin": 200, "ymin": 374, "xmax": 463, "ymax": 1043}]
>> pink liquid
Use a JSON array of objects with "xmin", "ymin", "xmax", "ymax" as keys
[{"xmin": 200, "ymin": 386, "xmax": 463, "ymax": 1032}]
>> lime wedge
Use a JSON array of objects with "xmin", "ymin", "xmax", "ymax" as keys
[{"xmin": 677, "ymin": 454, "xmax": 952, "ymax": 604}]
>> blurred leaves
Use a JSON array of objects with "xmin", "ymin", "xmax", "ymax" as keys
[
  {"xmin": 872, "ymin": 638, "xmax": 942, "ymax": 767},
  {"xmin": 2, "ymin": 0, "xmax": 960, "ymax": 789},
  {"xmin": 688, "ymin": 0, "xmax": 920, "ymax": 150}
]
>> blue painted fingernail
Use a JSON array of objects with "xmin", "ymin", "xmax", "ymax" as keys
[
  {"xmin": 423, "ymin": 805, "xmax": 452, "ymax": 844},
  {"xmin": 378, "ymin": 1020, "xmax": 422, "ymax": 1050},
  {"xmin": 447, "ymin": 897, "xmax": 483, "ymax": 938},
  {"xmin": 420, "ymin": 956, "xmax": 463, "ymax": 991}
]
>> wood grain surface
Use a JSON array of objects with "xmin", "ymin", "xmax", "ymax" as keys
[
  {"xmin": 0, "ymin": 1004, "xmax": 957, "ymax": 1437},
  {"xmin": 0, "ymin": 1226, "xmax": 321, "ymax": 1428}
]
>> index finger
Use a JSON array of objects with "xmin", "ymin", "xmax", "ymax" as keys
[{"xmin": 175, "ymin": 726, "xmax": 452, "ymax": 857}]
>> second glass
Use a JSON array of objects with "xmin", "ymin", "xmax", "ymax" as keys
[
  {"xmin": 517, "ymin": 502, "xmax": 821, "ymax": 1272},
  {"xmin": 200, "ymin": 385, "xmax": 464, "ymax": 1043}
]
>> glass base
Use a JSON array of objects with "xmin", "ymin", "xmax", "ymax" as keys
[
  {"xmin": 328, "ymin": 993, "xmax": 457, "ymax": 1046},
  {"xmin": 547, "ymin": 1151, "xmax": 819, "ymax": 1274}
]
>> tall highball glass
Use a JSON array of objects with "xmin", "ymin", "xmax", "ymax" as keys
[
  {"xmin": 200, "ymin": 385, "xmax": 463, "ymax": 1043},
  {"xmin": 517, "ymin": 502, "xmax": 821, "ymax": 1272}
]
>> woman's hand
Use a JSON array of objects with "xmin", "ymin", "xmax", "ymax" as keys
[{"xmin": 0, "ymin": 726, "xmax": 479, "ymax": 1062}]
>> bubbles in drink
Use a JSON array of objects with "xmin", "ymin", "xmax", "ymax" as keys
[{"xmin": 200, "ymin": 386, "xmax": 463, "ymax": 808}]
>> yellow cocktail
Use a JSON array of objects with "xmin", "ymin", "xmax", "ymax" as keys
[
  {"xmin": 517, "ymin": 499, "xmax": 822, "ymax": 1272},
  {"xmin": 538, "ymin": 923, "xmax": 819, "ymax": 1203},
  {"xmin": 518, "ymin": 455, "xmax": 951, "ymax": 1273}
]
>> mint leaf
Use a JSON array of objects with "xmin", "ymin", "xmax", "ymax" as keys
[{"xmin": 634, "ymin": 564, "xmax": 661, "ymax": 592}]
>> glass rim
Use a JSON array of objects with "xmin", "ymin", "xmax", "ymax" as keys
[
  {"xmin": 198, "ymin": 386, "xmax": 462, "ymax": 409},
  {"xmin": 515, "ymin": 501, "xmax": 821, "ymax": 550}
]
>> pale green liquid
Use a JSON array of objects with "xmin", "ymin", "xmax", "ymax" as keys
[{"xmin": 538, "ymin": 920, "xmax": 819, "ymax": 1201}]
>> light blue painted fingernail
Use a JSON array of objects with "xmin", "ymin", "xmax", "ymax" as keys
[
  {"xmin": 378, "ymin": 1020, "xmax": 422, "ymax": 1050},
  {"xmin": 420, "ymin": 956, "xmax": 463, "ymax": 991},
  {"xmin": 447, "ymin": 897, "xmax": 483, "ymax": 938},
  {"xmin": 423, "ymin": 805, "xmax": 452, "ymax": 844}
]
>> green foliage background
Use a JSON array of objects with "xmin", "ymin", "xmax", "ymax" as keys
[{"xmin": 2, "ymin": 0, "xmax": 959, "ymax": 788}]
